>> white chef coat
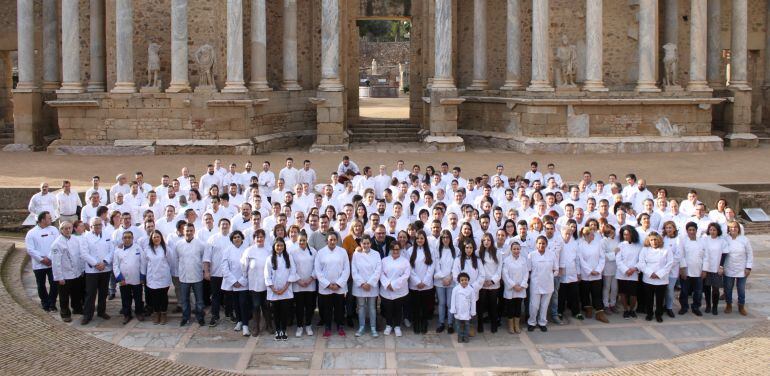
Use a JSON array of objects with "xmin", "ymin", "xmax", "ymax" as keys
[
  {"xmin": 314, "ymin": 245, "xmax": 350, "ymax": 295},
  {"xmin": 502, "ymin": 254, "xmax": 529, "ymax": 299},
  {"xmin": 681, "ymin": 237, "xmax": 707, "ymax": 277},
  {"xmin": 479, "ymin": 249, "xmax": 503, "ymax": 290},
  {"xmin": 25, "ymin": 224, "xmax": 59, "ymax": 270},
  {"xmin": 279, "ymin": 167, "xmax": 299, "ymax": 190},
  {"xmin": 289, "ymin": 244, "xmax": 317, "ymax": 292},
  {"xmin": 724, "ymin": 235, "xmax": 753, "ymax": 278},
  {"xmin": 55, "ymin": 190, "xmax": 81, "ymax": 217},
  {"xmin": 85, "ymin": 187, "xmax": 108, "ymax": 206},
  {"xmin": 452, "ymin": 257, "xmax": 486, "ymax": 300},
  {"xmin": 663, "ymin": 236, "xmax": 684, "ymax": 279},
  {"xmin": 528, "ymin": 250, "xmax": 558, "ymax": 294},
  {"xmin": 615, "ymin": 241, "xmax": 643, "ymax": 281},
  {"xmin": 50, "ymin": 235, "xmax": 84, "ymax": 281},
  {"xmin": 702, "ymin": 236, "xmax": 728, "ymax": 273},
  {"xmin": 602, "ymin": 236, "xmax": 620, "ymax": 277},
  {"xmin": 408, "ymin": 246, "xmax": 436, "ymax": 291},
  {"xmin": 577, "ymin": 237, "xmax": 605, "ymax": 281},
  {"xmin": 450, "ymin": 284, "xmax": 477, "ymax": 321},
  {"xmin": 242, "ymin": 244, "xmax": 272, "ymax": 292},
  {"xmin": 110, "ymin": 225, "xmax": 143, "ymax": 249},
  {"xmin": 141, "ymin": 245, "xmax": 175, "ymax": 289},
  {"xmin": 80, "ymin": 204, "xmax": 100, "ymax": 225},
  {"xmin": 174, "ymin": 237, "xmax": 205, "ymax": 283},
  {"xmin": 298, "ymin": 168, "xmax": 317, "ymax": 187},
  {"xmin": 559, "ymin": 239, "xmax": 580, "ymax": 283},
  {"xmin": 433, "ymin": 246, "xmax": 457, "ymax": 288},
  {"xmin": 83, "ymin": 231, "xmax": 113, "ymax": 274},
  {"xmin": 264, "ymin": 253, "xmax": 299, "ymax": 300},
  {"xmin": 379, "ymin": 255, "xmax": 411, "ymax": 300},
  {"xmin": 200, "ymin": 172, "xmax": 222, "ymax": 197},
  {"xmin": 28, "ymin": 192, "xmax": 58, "ymax": 218},
  {"xmin": 113, "ymin": 244, "xmax": 143, "ymax": 285},
  {"xmin": 637, "ymin": 246, "xmax": 674, "ymax": 285},
  {"xmin": 204, "ymin": 232, "xmax": 230, "ymax": 277},
  {"xmin": 352, "ymin": 249, "xmax": 382, "ymax": 297},
  {"xmin": 221, "ymin": 243, "xmax": 249, "ymax": 292},
  {"xmin": 257, "ymin": 171, "xmax": 276, "ymax": 199}
]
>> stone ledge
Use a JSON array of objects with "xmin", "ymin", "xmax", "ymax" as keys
[
  {"xmin": 45, "ymin": 100, "xmax": 100, "ymax": 108},
  {"xmin": 46, "ymin": 142, "xmax": 156, "ymax": 156},
  {"xmin": 462, "ymin": 96, "xmax": 728, "ymax": 106},
  {"xmin": 206, "ymin": 98, "xmax": 269, "ymax": 107}
]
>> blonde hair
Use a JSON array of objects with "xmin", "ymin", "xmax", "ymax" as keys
[
  {"xmin": 726, "ymin": 220, "xmax": 742, "ymax": 235},
  {"xmin": 644, "ymin": 231, "xmax": 663, "ymax": 248}
]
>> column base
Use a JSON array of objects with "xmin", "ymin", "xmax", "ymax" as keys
[
  {"xmin": 431, "ymin": 78, "xmax": 456, "ymax": 90},
  {"xmin": 56, "ymin": 83, "xmax": 86, "ymax": 94},
  {"xmin": 728, "ymin": 81, "xmax": 752, "ymax": 91},
  {"xmin": 526, "ymin": 81, "xmax": 554, "ymax": 92},
  {"xmin": 166, "ymin": 82, "xmax": 192, "ymax": 93},
  {"xmin": 222, "ymin": 82, "xmax": 249, "ymax": 93},
  {"xmin": 635, "ymin": 82, "xmax": 661, "ymax": 93},
  {"xmin": 723, "ymin": 132, "xmax": 759, "ymax": 148},
  {"xmin": 249, "ymin": 81, "xmax": 271, "ymax": 92},
  {"xmin": 582, "ymin": 81, "xmax": 609, "ymax": 92},
  {"xmin": 686, "ymin": 81, "xmax": 713, "ymax": 92},
  {"xmin": 14, "ymin": 82, "xmax": 38, "ymax": 92},
  {"xmin": 500, "ymin": 81, "xmax": 524, "ymax": 91},
  {"xmin": 281, "ymin": 81, "xmax": 303, "ymax": 91},
  {"xmin": 2, "ymin": 143, "xmax": 34, "ymax": 152},
  {"xmin": 42, "ymin": 81, "xmax": 61, "ymax": 92},
  {"xmin": 708, "ymin": 81, "xmax": 727, "ymax": 90},
  {"xmin": 111, "ymin": 82, "xmax": 137, "ymax": 94},
  {"xmin": 86, "ymin": 82, "xmax": 106, "ymax": 92},
  {"xmin": 318, "ymin": 79, "xmax": 344, "ymax": 92},
  {"xmin": 194, "ymin": 85, "xmax": 218, "ymax": 93},
  {"xmin": 466, "ymin": 80, "xmax": 488, "ymax": 91}
]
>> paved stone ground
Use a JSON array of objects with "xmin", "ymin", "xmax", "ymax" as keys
[{"xmin": 17, "ymin": 236, "xmax": 770, "ymax": 374}]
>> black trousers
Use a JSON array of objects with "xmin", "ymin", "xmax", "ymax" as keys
[
  {"xmin": 120, "ymin": 284, "xmax": 144, "ymax": 317},
  {"xmin": 294, "ymin": 291, "xmax": 317, "ymax": 327},
  {"xmin": 33, "ymin": 268, "xmax": 58, "ymax": 310},
  {"xmin": 84, "ymin": 272, "xmax": 110, "ymax": 319},
  {"xmin": 580, "ymin": 279, "xmax": 604, "ymax": 311},
  {"xmin": 381, "ymin": 296, "xmax": 406, "ymax": 327},
  {"xmin": 409, "ymin": 289, "xmax": 435, "ymax": 323},
  {"xmin": 644, "ymin": 283, "xmax": 667, "ymax": 318},
  {"xmin": 319, "ymin": 293, "xmax": 345, "ymax": 329},
  {"xmin": 209, "ymin": 276, "xmax": 224, "ymax": 319},
  {"xmin": 58, "ymin": 275, "xmax": 85, "ymax": 317},
  {"xmin": 636, "ymin": 274, "xmax": 647, "ymax": 311},
  {"xmin": 558, "ymin": 281, "xmax": 581, "ymax": 316},
  {"xmin": 147, "ymin": 287, "xmax": 170, "ymax": 312},
  {"xmin": 477, "ymin": 288, "xmax": 500, "ymax": 327},
  {"xmin": 271, "ymin": 299, "xmax": 293, "ymax": 331},
  {"xmin": 203, "ymin": 278, "xmax": 212, "ymax": 306},
  {"xmin": 232, "ymin": 290, "xmax": 252, "ymax": 324},
  {"xmin": 503, "ymin": 297, "xmax": 523, "ymax": 318}
]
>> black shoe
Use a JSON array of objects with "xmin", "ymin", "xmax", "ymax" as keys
[
  {"xmin": 274, "ymin": 331, "xmax": 281, "ymax": 341},
  {"xmin": 712, "ymin": 308, "xmax": 718, "ymax": 316},
  {"xmin": 281, "ymin": 331, "xmax": 288, "ymax": 341},
  {"xmin": 477, "ymin": 324, "xmax": 484, "ymax": 333},
  {"xmin": 346, "ymin": 317, "xmax": 355, "ymax": 328},
  {"xmin": 527, "ymin": 325, "xmax": 535, "ymax": 332},
  {"xmin": 645, "ymin": 314, "xmax": 653, "ymax": 321},
  {"xmin": 636, "ymin": 306, "xmax": 645, "ymax": 314},
  {"xmin": 42, "ymin": 306, "xmax": 50, "ymax": 312},
  {"xmin": 447, "ymin": 326, "xmax": 455, "ymax": 334},
  {"xmin": 629, "ymin": 311, "xmax": 637, "ymax": 318},
  {"xmin": 703, "ymin": 306, "xmax": 711, "ymax": 314},
  {"xmin": 623, "ymin": 311, "xmax": 630, "ymax": 319},
  {"xmin": 656, "ymin": 316, "xmax": 663, "ymax": 323},
  {"xmin": 198, "ymin": 318, "xmax": 205, "ymax": 326},
  {"xmin": 666, "ymin": 309, "xmax": 675, "ymax": 318},
  {"xmin": 180, "ymin": 319, "xmax": 188, "ymax": 326},
  {"xmin": 108, "ymin": 293, "xmax": 116, "ymax": 301},
  {"xmin": 490, "ymin": 325, "xmax": 498, "ymax": 333},
  {"xmin": 693, "ymin": 309, "xmax": 703, "ymax": 316},
  {"xmin": 678, "ymin": 308, "xmax": 688, "ymax": 315},
  {"xmin": 97, "ymin": 313, "xmax": 111, "ymax": 320},
  {"xmin": 209, "ymin": 318, "xmax": 219, "ymax": 327},
  {"xmin": 539, "ymin": 325, "xmax": 547, "ymax": 332},
  {"xmin": 122, "ymin": 315, "xmax": 132, "ymax": 325},
  {"xmin": 49, "ymin": 306, "xmax": 58, "ymax": 312},
  {"xmin": 436, "ymin": 324, "xmax": 446, "ymax": 333},
  {"xmin": 174, "ymin": 306, "xmax": 183, "ymax": 313}
]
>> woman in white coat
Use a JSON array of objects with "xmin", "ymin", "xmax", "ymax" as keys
[
  {"xmin": 661, "ymin": 221, "xmax": 684, "ymax": 318},
  {"xmin": 477, "ymin": 233, "xmax": 503, "ymax": 333},
  {"xmin": 637, "ymin": 232, "xmax": 674, "ymax": 322},
  {"xmin": 241, "ymin": 228, "xmax": 273, "ymax": 335},
  {"xmin": 702, "ymin": 223, "xmax": 728, "ymax": 315},
  {"xmin": 502, "ymin": 242, "xmax": 528, "ymax": 334},
  {"xmin": 289, "ymin": 233, "xmax": 316, "ymax": 337},
  {"xmin": 433, "ymin": 229, "xmax": 457, "ymax": 334},
  {"xmin": 221, "ymin": 230, "xmax": 250, "ymax": 336},
  {"xmin": 527, "ymin": 236, "xmax": 558, "ymax": 332},
  {"xmin": 264, "ymin": 238, "xmax": 299, "ymax": 341},
  {"xmin": 408, "ymin": 230, "xmax": 436, "ymax": 334},
  {"xmin": 723, "ymin": 221, "xmax": 753, "ymax": 316},
  {"xmin": 452, "ymin": 240, "xmax": 486, "ymax": 336},
  {"xmin": 141, "ymin": 230, "xmax": 175, "ymax": 325},
  {"xmin": 577, "ymin": 227, "xmax": 608, "ymax": 323},
  {"xmin": 314, "ymin": 232, "xmax": 350, "ymax": 337},
  {"xmin": 380, "ymin": 243, "xmax": 410, "ymax": 337},
  {"xmin": 352, "ymin": 234, "xmax": 382, "ymax": 337},
  {"xmin": 558, "ymin": 220, "xmax": 581, "ymax": 321},
  {"xmin": 615, "ymin": 225, "xmax": 642, "ymax": 319}
]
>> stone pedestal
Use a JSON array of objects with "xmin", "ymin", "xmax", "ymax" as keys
[
  {"xmin": 723, "ymin": 89, "xmax": 758, "ymax": 147},
  {"xmin": 7, "ymin": 91, "xmax": 43, "ymax": 150},
  {"xmin": 310, "ymin": 91, "xmax": 348, "ymax": 151},
  {"xmin": 425, "ymin": 88, "xmax": 465, "ymax": 151}
]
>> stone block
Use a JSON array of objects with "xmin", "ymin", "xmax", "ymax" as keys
[
  {"xmin": 157, "ymin": 129, "xmax": 193, "ymax": 139},
  {"xmin": 527, "ymin": 106, "xmax": 558, "ymax": 114},
  {"xmin": 106, "ymin": 128, "xmax": 138, "ymax": 140},
  {"xmin": 328, "ymin": 107, "xmax": 344, "ymax": 123},
  {"xmin": 317, "ymin": 107, "xmax": 330, "ymax": 123},
  {"xmin": 317, "ymin": 122, "xmax": 343, "ymax": 135}
]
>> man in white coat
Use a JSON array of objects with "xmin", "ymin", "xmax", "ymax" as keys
[{"xmin": 527, "ymin": 236, "xmax": 558, "ymax": 332}]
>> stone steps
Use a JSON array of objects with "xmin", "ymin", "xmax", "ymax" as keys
[
  {"xmin": 0, "ymin": 123, "xmax": 13, "ymax": 145},
  {"xmin": 349, "ymin": 121, "xmax": 421, "ymax": 143}
]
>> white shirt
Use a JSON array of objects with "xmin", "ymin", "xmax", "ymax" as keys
[
  {"xmin": 174, "ymin": 237, "xmax": 205, "ymax": 283},
  {"xmin": 637, "ymin": 246, "xmax": 674, "ymax": 285},
  {"xmin": 242, "ymin": 244, "xmax": 272, "ymax": 292},
  {"xmin": 408, "ymin": 247, "xmax": 436, "ymax": 291},
  {"xmin": 110, "ymin": 183, "xmax": 131, "ymax": 203},
  {"xmin": 379, "ymin": 255, "xmax": 411, "ymax": 300},
  {"xmin": 298, "ymin": 168, "xmax": 317, "ymax": 187},
  {"xmin": 80, "ymin": 204, "xmax": 101, "ymax": 225},
  {"xmin": 85, "ymin": 187, "xmax": 109, "ymax": 206},
  {"xmin": 433, "ymin": 245, "xmax": 457, "ymax": 287},
  {"xmin": 681, "ymin": 237, "xmax": 708, "ymax": 277},
  {"xmin": 479, "ymin": 249, "xmax": 503, "ymax": 290},
  {"xmin": 200, "ymin": 172, "xmax": 222, "ymax": 197},
  {"xmin": 702, "ymin": 236, "xmax": 728, "ymax": 273},
  {"xmin": 615, "ymin": 241, "xmax": 642, "ymax": 281},
  {"xmin": 204, "ymin": 232, "xmax": 231, "ymax": 277},
  {"xmin": 524, "ymin": 171, "xmax": 543, "ymax": 186},
  {"xmin": 450, "ymin": 284, "xmax": 477, "ymax": 321},
  {"xmin": 391, "ymin": 169, "xmax": 411, "ymax": 183},
  {"xmin": 25, "ymin": 224, "xmax": 60, "ymax": 270},
  {"xmin": 314, "ymin": 246, "xmax": 351, "ymax": 295},
  {"xmin": 352, "ymin": 250, "xmax": 382, "ymax": 297},
  {"xmin": 264, "ymin": 253, "xmax": 299, "ymax": 301},
  {"xmin": 528, "ymin": 250, "xmax": 558, "ymax": 294},
  {"xmin": 559, "ymin": 239, "xmax": 580, "ymax": 283},
  {"xmin": 724, "ymin": 235, "xmax": 753, "ymax": 278},
  {"xmin": 50, "ymin": 235, "xmax": 84, "ymax": 281},
  {"xmin": 289, "ymin": 245, "xmax": 317, "ymax": 292},
  {"xmin": 337, "ymin": 161, "xmax": 360, "ymax": 175},
  {"xmin": 257, "ymin": 171, "xmax": 276, "ymax": 199},
  {"xmin": 663, "ymin": 236, "xmax": 684, "ymax": 279},
  {"xmin": 141, "ymin": 245, "xmax": 175, "ymax": 289},
  {"xmin": 221, "ymin": 243, "xmax": 249, "ymax": 292},
  {"xmin": 576, "ymin": 237, "xmax": 605, "ymax": 282},
  {"xmin": 502, "ymin": 254, "xmax": 529, "ymax": 299},
  {"xmin": 602, "ymin": 236, "xmax": 620, "ymax": 276},
  {"xmin": 452, "ymin": 257, "xmax": 486, "ymax": 300},
  {"xmin": 113, "ymin": 244, "xmax": 144, "ymax": 285},
  {"xmin": 82, "ymin": 231, "xmax": 114, "ymax": 274},
  {"xmin": 279, "ymin": 167, "xmax": 300, "ymax": 190},
  {"xmin": 28, "ymin": 192, "xmax": 58, "ymax": 218}
]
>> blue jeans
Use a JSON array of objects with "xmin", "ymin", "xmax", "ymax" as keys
[
  {"xmin": 724, "ymin": 276, "xmax": 747, "ymax": 305},
  {"xmin": 456, "ymin": 319, "xmax": 470, "ymax": 339},
  {"xmin": 665, "ymin": 276, "xmax": 678, "ymax": 309},
  {"xmin": 180, "ymin": 281, "xmax": 204, "ymax": 321},
  {"xmin": 33, "ymin": 268, "xmax": 58, "ymax": 310},
  {"xmin": 436, "ymin": 286, "xmax": 454, "ymax": 326},
  {"xmin": 549, "ymin": 276, "xmax": 560, "ymax": 317},
  {"xmin": 356, "ymin": 296, "xmax": 377, "ymax": 329}
]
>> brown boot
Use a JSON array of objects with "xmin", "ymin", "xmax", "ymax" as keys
[
  {"xmin": 507, "ymin": 319, "xmax": 515, "ymax": 334},
  {"xmin": 513, "ymin": 317, "xmax": 521, "ymax": 334},
  {"xmin": 725, "ymin": 303, "xmax": 732, "ymax": 314},
  {"xmin": 595, "ymin": 310, "xmax": 609, "ymax": 323},
  {"xmin": 153, "ymin": 312, "xmax": 161, "ymax": 325},
  {"xmin": 160, "ymin": 312, "xmax": 167, "ymax": 325},
  {"xmin": 469, "ymin": 325, "xmax": 476, "ymax": 337},
  {"xmin": 738, "ymin": 304, "xmax": 748, "ymax": 316},
  {"xmin": 584, "ymin": 307, "xmax": 594, "ymax": 319}
]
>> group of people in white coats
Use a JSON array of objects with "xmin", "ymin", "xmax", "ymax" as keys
[{"xmin": 25, "ymin": 157, "xmax": 754, "ymax": 343}]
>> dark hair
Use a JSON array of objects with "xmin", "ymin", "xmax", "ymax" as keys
[
  {"xmin": 437, "ymin": 229, "xmax": 457, "ymax": 259},
  {"xmin": 566, "ymin": 219, "xmax": 579, "ymax": 239},
  {"xmin": 478, "ymin": 233, "xmax": 498, "ymax": 264},
  {"xmin": 685, "ymin": 222, "xmax": 698, "ymax": 231},
  {"xmin": 37, "ymin": 211, "xmax": 50, "ymax": 223},
  {"xmin": 271, "ymin": 238, "xmax": 290, "ymax": 270},
  {"xmin": 707, "ymin": 222, "xmax": 723, "ymax": 237},
  {"xmin": 460, "ymin": 240, "xmax": 479, "ymax": 270},
  {"xmin": 229, "ymin": 230, "xmax": 245, "ymax": 243},
  {"xmin": 410, "ymin": 230, "xmax": 433, "ymax": 268},
  {"xmin": 457, "ymin": 272, "xmax": 470, "ymax": 282},
  {"xmin": 148, "ymin": 230, "xmax": 167, "ymax": 255},
  {"xmin": 619, "ymin": 225, "xmax": 640, "ymax": 244}
]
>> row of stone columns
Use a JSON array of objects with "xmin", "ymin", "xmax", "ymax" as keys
[
  {"xmin": 444, "ymin": 0, "xmax": 748, "ymax": 92},
  {"xmin": 16, "ymin": 0, "xmax": 340, "ymax": 94}
]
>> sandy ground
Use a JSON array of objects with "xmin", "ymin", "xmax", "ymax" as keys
[
  {"xmin": 359, "ymin": 97, "xmax": 410, "ymax": 119},
  {"xmin": 5, "ymin": 145, "xmax": 770, "ymax": 190}
]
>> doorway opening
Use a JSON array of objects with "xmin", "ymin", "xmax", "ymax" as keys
[{"xmin": 356, "ymin": 19, "xmax": 410, "ymax": 120}]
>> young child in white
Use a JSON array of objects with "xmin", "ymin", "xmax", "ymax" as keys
[{"xmin": 450, "ymin": 272, "xmax": 476, "ymax": 343}]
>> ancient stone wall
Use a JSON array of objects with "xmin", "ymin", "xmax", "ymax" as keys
[{"xmin": 359, "ymin": 41, "xmax": 410, "ymax": 75}]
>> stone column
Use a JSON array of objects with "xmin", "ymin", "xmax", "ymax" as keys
[
  {"xmin": 467, "ymin": 0, "xmax": 488, "ymax": 90},
  {"xmin": 281, "ymin": 0, "xmax": 302, "ymax": 90},
  {"xmin": 87, "ymin": 0, "xmax": 106, "ymax": 92},
  {"xmin": 583, "ymin": 0, "xmax": 607, "ymax": 91},
  {"xmin": 527, "ymin": 0, "xmax": 553, "ymax": 92},
  {"xmin": 500, "ymin": 0, "xmax": 522, "ymax": 90},
  {"xmin": 663, "ymin": 0, "xmax": 678, "ymax": 46},
  {"xmin": 729, "ymin": 0, "xmax": 751, "ymax": 90},
  {"xmin": 319, "ymin": 0, "xmax": 343, "ymax": 91},
  {"xmin": 432, "ymin": 0, "xmax": 454, "ymax": 89},
  {"xmin": 58, "ymin": 0, "xmax": 85, "ymax": 93},
  {"xmin": 707, "ymin": 0, "xmax": 723, "ymax": 88},
  {"xmin": 765, "ymin": 0, "xmax": 770, "ymax": 88},
  {"xmin": 249, "ymin": 0, "xmax": 270, "ymax": 91},
  {"xmin": 635, "ymin": 0, "xmax": 660, "ymax": 92},
  {"xmin": 223, "ymin": 0, "xmax": 248, "ymax": 93},
  {"xmin": 167, "ymin": 0, "xmax": 191, "ymax": 93},
  {"xmin": 42, "ymin": 0, "xmax": 59, "ymax": 91},
  {"xmin": 112, "ymin": 0, "xmax": 136, "ymax": 93},
  {"xmin": 687, "ymin": 0, "xmax": 711, "ymax": 91},
  {"xmin": 15, "ymin": 0, "xmax": 36, "ymax": 91}
]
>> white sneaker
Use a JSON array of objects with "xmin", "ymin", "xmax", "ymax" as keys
[
  {"xmin": 295, "ymin": 326, "xmax": 304, "ymax": 337},
  {"xmin": 234, "ymin": 322, "xmax": 242, "ymax": 331},
  {"xmin": 383, "ymin": 325, "xmax": 392, "ymax": 335},
  {"xmin": 403, "ymin": 319, "xmax": 412, "ymax": 328},
  {"xmin": 394, "ymin": 326, "xmax": 403, "ymax": 337},
  {"xmin": 305, "ymin": 325, "xmax": 314, "ymax": 336},
  {"xmin": 355, "ymin": 327, "xmax": 365, "ymax": 337},
  {"xmin": 242, "ymin": 325, "xmax": 250, "ymax": 336},
  {"xmin": 371, "ymin": 327, "xmax": 379, "ymax": 337}
]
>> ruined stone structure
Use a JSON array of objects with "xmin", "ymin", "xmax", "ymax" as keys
[{"xmin": 2, "ymin": 0, "xmax": 769, "ymax": 154}]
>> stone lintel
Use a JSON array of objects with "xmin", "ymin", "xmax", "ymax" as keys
[
  {"xmin": 45, "ymin": 100, "xmax": 100, "ymax": 108},
  {"xmin": 462, "ymin": 96, "xmax": 727, "ymax": 106}
]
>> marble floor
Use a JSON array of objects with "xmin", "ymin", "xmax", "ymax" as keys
[{"xmin": 21, "ymin": 235, "xmax": 770, "ymax": 374}]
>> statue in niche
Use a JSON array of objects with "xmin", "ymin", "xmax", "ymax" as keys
[
  {"xmin": 662, "ymin": 43, "xmax": 678, "ymax": 86},
  {"xmin": 371, "ymin": 59, "xmax": 378, "ymax": 75},
  {"xmin": 195, "ymin": 44, "xmax": 216, "ymax": 87},
  {"xmin": 145, "ymin": 43, "xmax": 161, "ymax": 88},
  {"xmin": 556, "ymin": 34, "xmax": 577, "ymax": 87}
]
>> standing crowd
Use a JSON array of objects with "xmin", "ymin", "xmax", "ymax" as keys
[{"xmin": 25, "ymin": 157, "xmax": 754, "ymax": 342}]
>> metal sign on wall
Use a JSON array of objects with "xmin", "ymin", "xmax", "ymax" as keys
[{"xmin": 742, "ymin": 208, "xmax": 770, "ymax": 222}]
